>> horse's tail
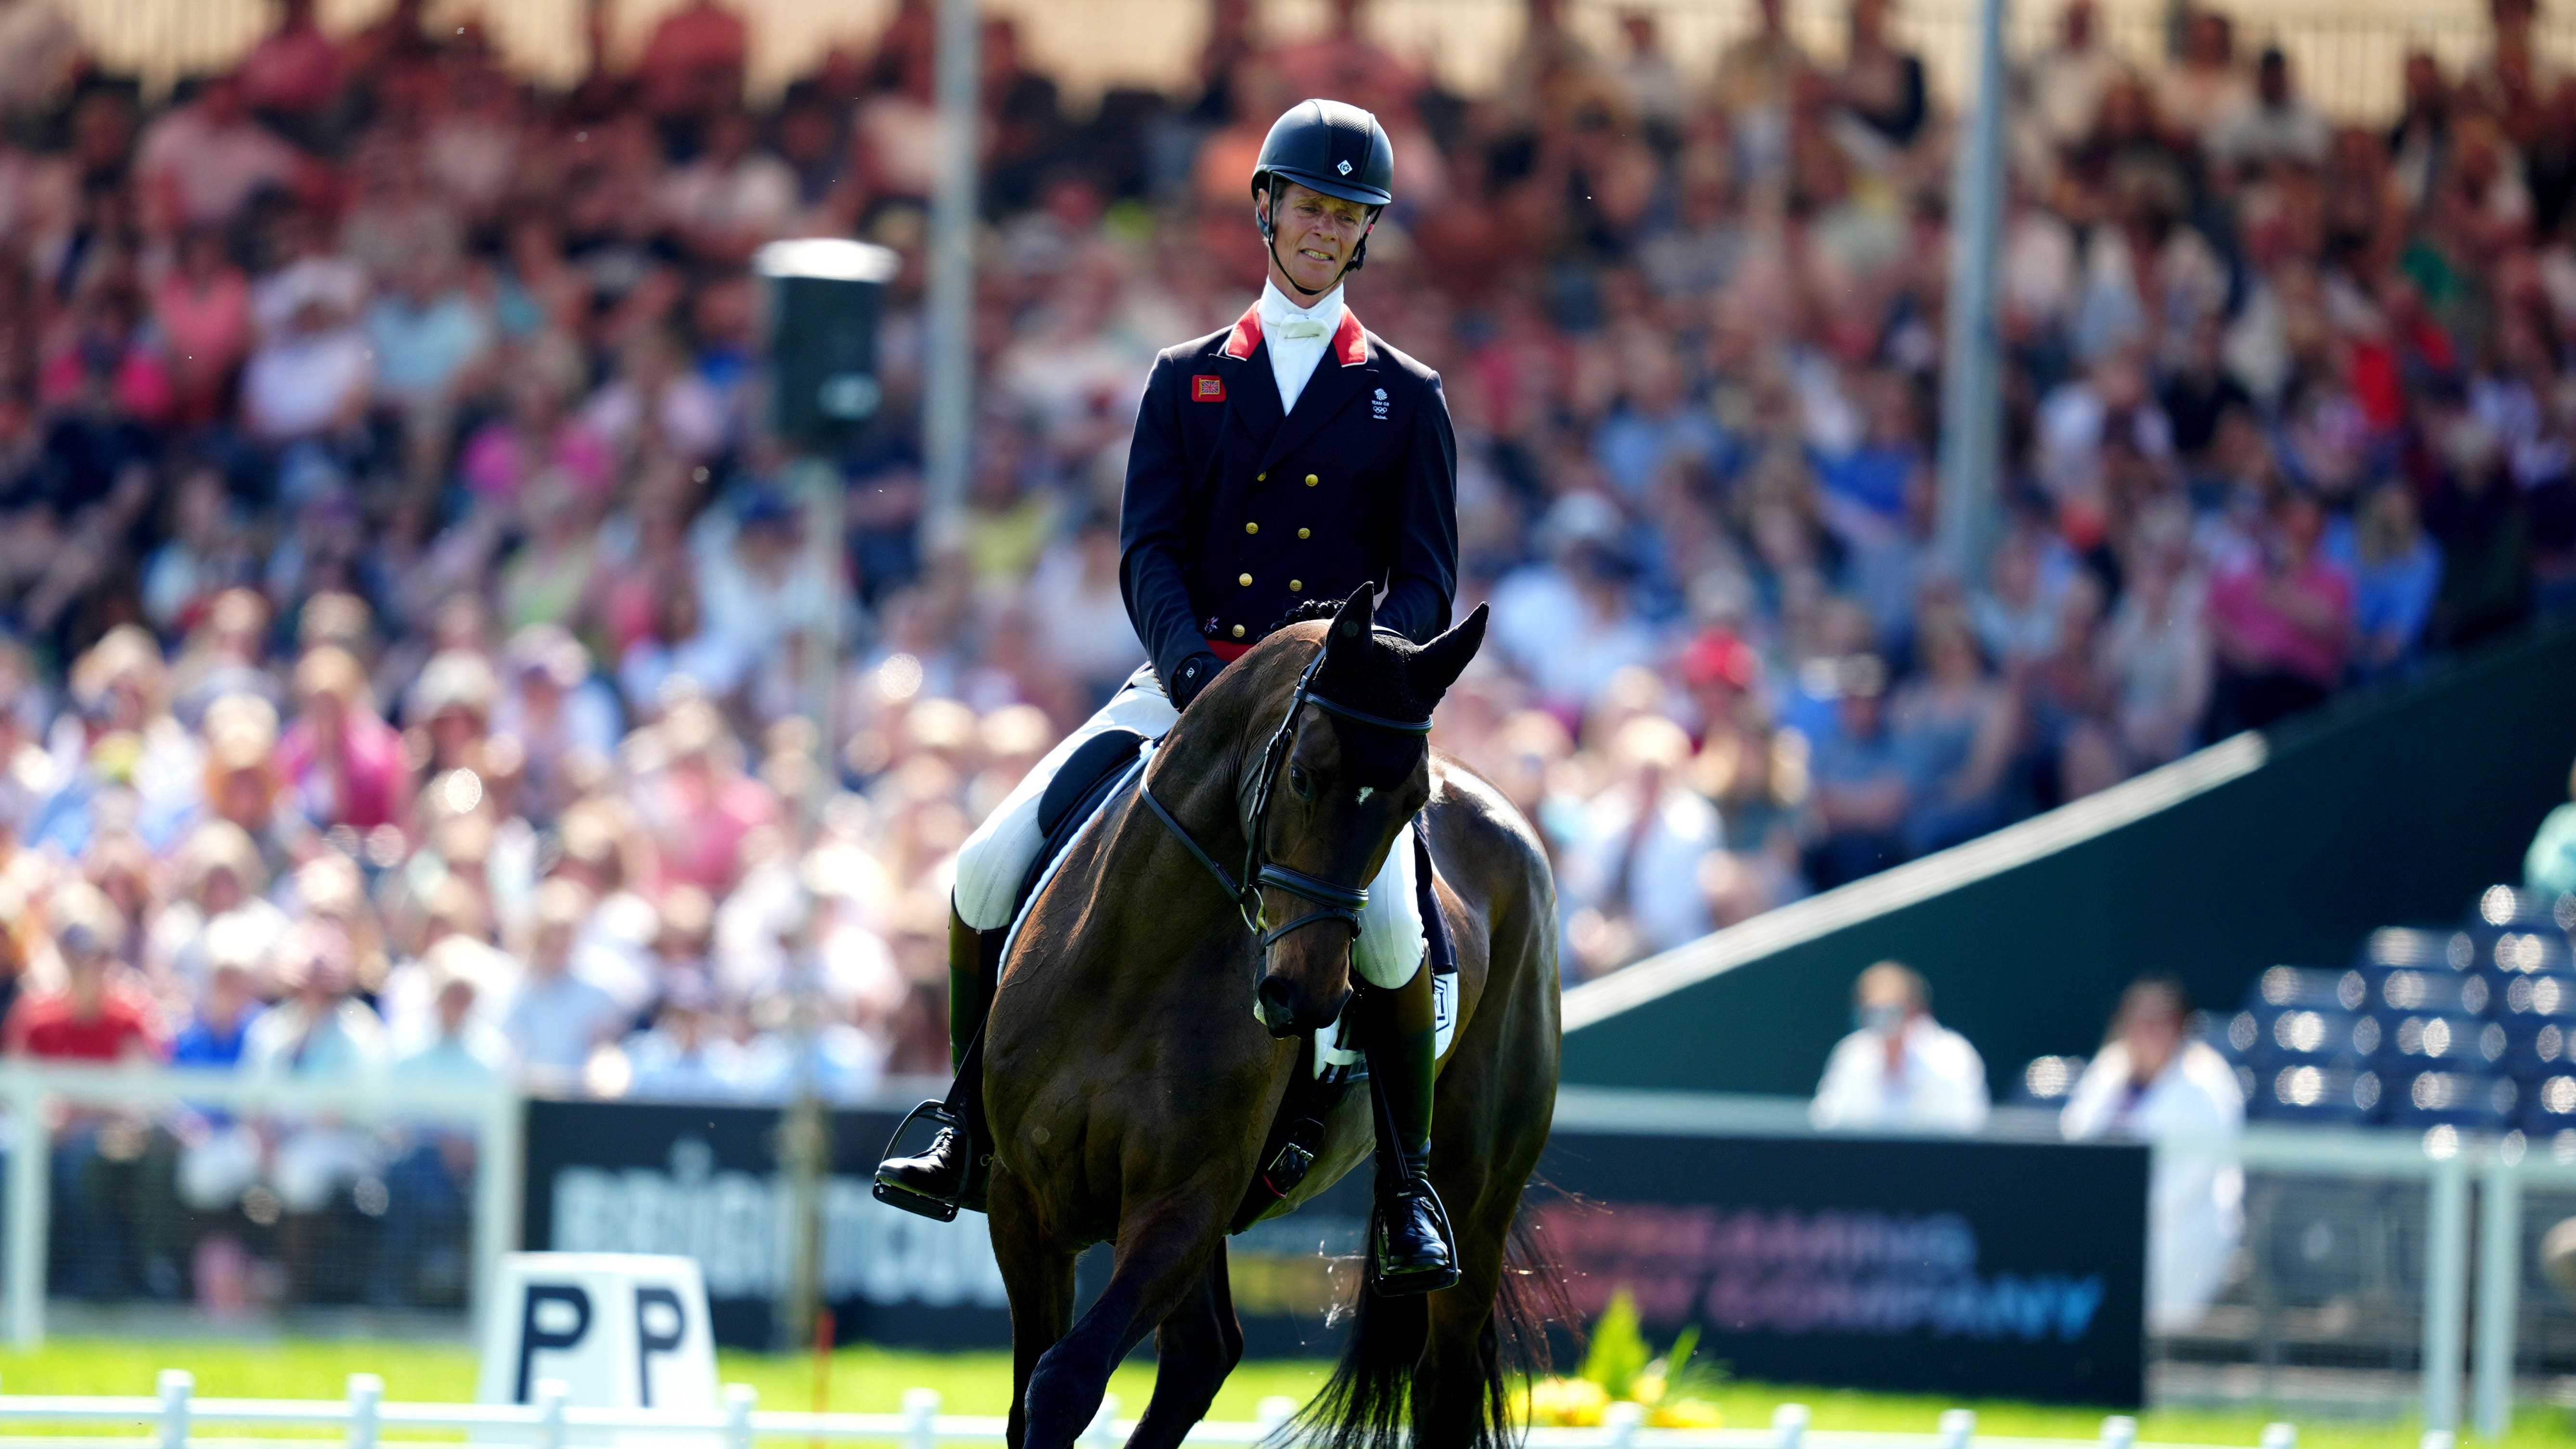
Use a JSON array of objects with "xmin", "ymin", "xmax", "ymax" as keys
[{"xmin": 1282, "ymin": 1200, "xmax": 1573, "ymax": 1449}]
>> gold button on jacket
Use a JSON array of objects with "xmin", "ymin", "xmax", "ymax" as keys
[
  {"xmin": 1303, "ymin": 474, "xmax": 1319, "ymax": 486},
  {"xmin": 1244, "ymin": 521, "xmax": 1258, "ymax": 534},
  {"xmin": 1237, "ymin": 573, "xmax": 1252, "ymax": 586},
  {"xmin": 1231, "ymin": 624, "xmax": 1246, "ymax": 638}
]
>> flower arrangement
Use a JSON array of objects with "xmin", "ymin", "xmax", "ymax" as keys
[{"xmin": 1522, "ymin": 1289, "xmax": 1726, "ymax": 1428}]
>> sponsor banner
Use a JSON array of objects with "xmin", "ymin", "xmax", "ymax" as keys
[
  {"xmin": 519, "ymin": 1099, "xmax": 1370, "ymax": 1352},
  {"xmin": 521, "ymin": 1100, "xmax": 2147, "ymax": 1399},
  {"xmin": 1536, "ymin": 1132, "xmax": 2149, "ymax": 1405}
]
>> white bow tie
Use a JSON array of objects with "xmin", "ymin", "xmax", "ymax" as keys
[{"xmin": 1274, "ymin": 316, "xmax": 1331, "ymax": 340}]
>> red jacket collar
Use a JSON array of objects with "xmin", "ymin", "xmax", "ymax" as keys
[{"xmin": 1220, "ymin": 300, "xmax": 1368, "ymax": 366}]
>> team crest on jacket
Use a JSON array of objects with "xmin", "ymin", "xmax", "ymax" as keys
[
  {"xmin": 1192, "ymin": 374, "xmax": 1226, "ymax": 402},
  {"xmin": 1372, "ymin": 386, "xmax": 1390, "ymax": 419}
]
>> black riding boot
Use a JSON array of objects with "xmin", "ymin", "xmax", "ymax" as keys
[
  {"xmin": 874, "ymin": 906, "xmax": 999, "ymax": 1216},
  {"xmin": 1362, "ymin": 961, "xmax": 1459, "ymax": 1295}
]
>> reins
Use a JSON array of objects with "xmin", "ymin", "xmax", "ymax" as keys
[{"xmin": 1140, "ymin": 641, "xmax": 1430, "ymax": 949}]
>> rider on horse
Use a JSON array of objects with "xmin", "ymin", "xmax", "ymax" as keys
[{"xmin": 876, "ymin": 97, "xmax": 1464, "ymax": 1294}]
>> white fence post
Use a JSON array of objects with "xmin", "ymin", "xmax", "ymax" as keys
[
  {"xmin": 1773, "ymin": 1401, "xmax": 1811, "ymax": 1449},
  {"xmin": 345, "ymin": 1373, "xmax": 382, "ymax": 1449},
  {"xmin": 2261, "ymin": 1423, "xmax": 2296, "ymax": 1449},
  {"xmin": 1603, "ymin": 1400, "xmax": 1645, "ymax": 1448},
  {"xmin": 1938, "ymin": 1408, "xmax": 1977, "ymax": 1449},
  {"xmin": 2471, "ymin": 1151, "xmax": 2521, "ymax": 1441},
  {"xmin": 900, "ymin": 1387, "xmax": 938, "ymax": 1449},
  {"xmin": 6, "ymin": 1077, "xmax": 48, "ymax": 1349},
  {"xmin": 724, "ymin": 1384, "xmax": 758, "ymax": 1449},
  {"xmin": 473, "ymin": 1084, "xmax": 524, "ymax": 1345},
  {"xmin": 1080, "ymin": 1393, "xmax": 1119, "ymax": 1449},
  {"xmin": 156, "ymin": 1370, "xmax": 193, "ymax": 1449},
  {"xmin": 2423, "ymin": 1152, "xmax": 2471, "ymax": 1436},
  {"xmin": 1257, "ymin": 1395, "xmax": 1297, "ymax": 1446},
  {"xmin": 2099, "ymin": 1415, "xmax": 2137, "ymax": 1449},
  {"xmin": 534, "ymin": 1379, "xmax": 569, "ymax": 1449}
]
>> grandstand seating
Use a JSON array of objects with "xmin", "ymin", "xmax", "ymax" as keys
[{"xmin": 2200, "ymin": 887, "xmax": 2576, "ymax": 1132}]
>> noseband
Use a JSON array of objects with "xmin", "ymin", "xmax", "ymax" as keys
[{"xmin": 1141, "ymin": 643, "xmax": 1431, "ymax": 949}]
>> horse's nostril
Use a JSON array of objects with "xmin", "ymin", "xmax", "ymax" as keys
[{"xmin": 1255, "ymin": 976, "xmax": 1300, "ymax": 1033}]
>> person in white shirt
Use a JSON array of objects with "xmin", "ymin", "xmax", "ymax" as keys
[
  {"xmin": 1811, "ymin": 960, "xmax": 1992, "ymax": 1133},
  {"xmin": 502, "ymin": 880, "xmax": 629, "ymax": 1091},
  {"xmin": 2061, "ymin": 974, "xmax": 2245, "ymax": 1332}
]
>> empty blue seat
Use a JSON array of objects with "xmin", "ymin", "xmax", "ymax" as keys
[
  {"xmin": 2248, "ymin": 1062, "xmax": 2379, "ymax": 1124},
  {"xmin": 2467, "ymin": 885, "xmax": 2576, "ymax": 933},
  {"xmin": 2471, "ymin": 927, "xmax": 2574, "ymax": 979},
  {"xmin": 2247, "ymin": 1006, "xmax": 2371, "ymax": 1065},
  {"xmin": 2246, "ymin": 965, "xmax": 2365, "ymax": 1012},
  {"xmin": 2013, "ymin": 1054, "xmax": 2087, "ymax": 1107},
  {"xmin": 2377, "ymin": 1012, "xmax": 2505, "ymax": 1070},
  {"xmin": 2522, "ymin": 1073, "xmax": 2576, "ymax": 1134},
  {"xmin": 2386, "ymin": 1069, "xmax": 2517, "ymax": 1129},
  {"xmin": 2357, "ymin": 926, "xmax": 2470, "ymax": 971},
  {"xmin": 2369, "ymin": 966, "xmax": 2491, "ymax": 1020}
]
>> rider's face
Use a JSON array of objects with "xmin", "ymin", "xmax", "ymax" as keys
[{"xmin": 1263, "ymin": 181, "xmax": 1371, "ymax": 299}]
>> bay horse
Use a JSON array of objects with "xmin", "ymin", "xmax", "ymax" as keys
[{"xmin": 980, "ymin": 586, "xmax": 1561, "ymax": 1449}]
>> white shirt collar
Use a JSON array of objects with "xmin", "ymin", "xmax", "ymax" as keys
[{"xmin": 1259, "ymin": 277, "xmax": 1344, "ymax": 335}]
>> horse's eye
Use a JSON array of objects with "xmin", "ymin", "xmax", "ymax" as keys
[{"xmin": 1288, "ymin": 765, "xmax": 1314, "ymax": 800}]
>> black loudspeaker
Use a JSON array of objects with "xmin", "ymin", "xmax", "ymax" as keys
[{"xmin": 755, "ymin": 239, "xmax": 901, "ymax": 451}]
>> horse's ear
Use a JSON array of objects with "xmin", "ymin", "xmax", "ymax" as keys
[
  {"xmin": 1325, "ymin": 584, "xmax": 1375, "ymax": 665},
  {"xmin": 1407, "ymin": 604, "xmax": 1487, "ymax": 702}
]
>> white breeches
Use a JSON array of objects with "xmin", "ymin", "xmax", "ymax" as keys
[{"xmin": 951, "ymin": 665, "xmax": 1423, "ymax": 988}]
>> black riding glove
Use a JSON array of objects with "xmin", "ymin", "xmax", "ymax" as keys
[{"xmin": 1166, "ymin": 651, "xmax": 1226, "ymax": 712}]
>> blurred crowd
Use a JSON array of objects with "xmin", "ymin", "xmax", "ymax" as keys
[{"xmin": 0, "ymin": 0, "xmax": 2571, "ymax": 1215}]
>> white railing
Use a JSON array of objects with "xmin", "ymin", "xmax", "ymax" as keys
[
  {"xmin": 0, "ymin": 1372, "xmax": 2362, "ymax": 1449},
  {"xmin": 0, "ymin": 1063, "xmax": 522, "ymax": 1356}
]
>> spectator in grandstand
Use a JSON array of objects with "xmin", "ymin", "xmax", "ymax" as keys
[
  {"xmin": 2204, "ymin": 492, "xmax": 2355, "ymax": 734},
  {"xmin": 620, "ymin": 973, "xmax": 749, "ymax": 1100},
  {"xmin": 2327, "ymin": 482, "xmax": 2445, "ymax": 683},
  {"xmin": 1891, "ymin": 611, "xmax": 2014, "ymax": 856},
  {"xmin": 5, "ymin": 885, "xmax": 161, "ymax": 1061},
  {"xmin": 1811, "ymin": 959, "xmax": 1990, "ymax": 1133},
  {"xmin": 2061, "ymin": 973, "xmax": 2244, "ymax": 1331},
  {"xmin": 2527, "ymin": 755, "xmax": 2576, "ymax": 897},
  {"xmin": 502, "ymin": 879, "xmax": 628, "ymax": 1091},
  {"xmin": 10, "ymin": 885, "xmax": 181, "ymax": 1297},
  {"xmin": 2207, "ymin": 47, "xmax": 2332, "ymax": 177},
  {"xmin": 1556, "ymin": 715, "xmax": 1721, "ymax": 979},
  {"xmin": 1803, "ymin": 657, "xmax": 1912, "ymax": 890},
  {"xmin": 277, "ymin": 645, "xmax": 407, "ymax": 833},
  {"xmin": 170, "ymin": 956, "xmax": 261, "ymax": 1068}
]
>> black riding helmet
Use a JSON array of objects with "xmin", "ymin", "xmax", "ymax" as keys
[{"xmin": 1251, "ymin": 99, "xmax": 1395, "ymax": 287}]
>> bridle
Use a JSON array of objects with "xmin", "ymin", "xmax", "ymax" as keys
[{"xmin": 1141, "ymin": 642, "xmax": 1430, "ymax": 950}]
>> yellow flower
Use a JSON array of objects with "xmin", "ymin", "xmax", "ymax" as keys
[
  {"xmin": 1651, "ymin": 1399, "xmax": 1726, "ymax": 1428},
  {"xmin": 1524, "ymin": 1377, "xmax": 1610, "ymax": 1426},
  {"xmin": 1630, "ymin": 1373, "xmax": 1667, "ymax": 1406}
]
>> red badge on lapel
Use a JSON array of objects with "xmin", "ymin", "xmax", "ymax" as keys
[{"xmin": 1192, "ymin": 375, "xmax": 1227, "ymax": 402}]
